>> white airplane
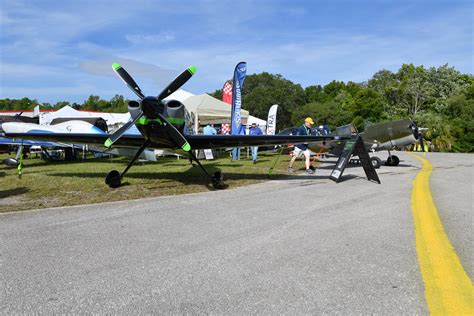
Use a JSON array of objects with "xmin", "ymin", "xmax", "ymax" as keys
[{"xmin": 0, "ymin": 120, "xmax": 156, "ymax": 166}]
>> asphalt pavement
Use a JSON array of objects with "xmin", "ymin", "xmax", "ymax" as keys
[{"xmin": 1, "ymin": 152, "xmax": 472, "ymax": 314}]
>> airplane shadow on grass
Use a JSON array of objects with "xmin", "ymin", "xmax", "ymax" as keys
[
  {"xmin": 49, "ymin": 168, "xmax": 334, "ymax": 190},
  {"xmin": 0, "ymin": 187, "xmax": 29, "ymax": 199},
  {"xmin": 0, "ymin": 157, "xmax": 155, "ymax": 171},
  {"xmin": 161, "ymin": 162, "xmax": 246, "ymax": 168},
  {"xmin": 2, "ymin": 157, "xmax": 249, "ymax": 172}
]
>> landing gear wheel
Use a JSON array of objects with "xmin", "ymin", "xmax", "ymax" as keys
[
  {"xmin": 3, "ymin": 158, "xmax": 19, "ymax": 167},
  {"xmin": 105, "ymin": 170, "xmax": 122, "ymax": 188},
  {"xmin": 385, "ymin": 155, "xmax": 400, "ymax": 166},
  {"xmin": 370, "ymin": 157, "xmax": 382, "ymax": 169},
  {"xmin": 211, "ymin": 171, "xmax": 225, "ymax": 189}
]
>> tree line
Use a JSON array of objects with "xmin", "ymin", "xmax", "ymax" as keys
[
  {"xmin": 210, "ymin": 64, "xmax": 473, "ymax": 152},
  {"xmin": 1, "ymin": 64, "xmax": 472, "ymax": 152}
]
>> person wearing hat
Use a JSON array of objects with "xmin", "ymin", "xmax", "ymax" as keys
[
  {"xmin": 288, "ymin": 117, "xmax": 315, "ymax": 174},
  {"xmin": 249, "ymin": 122, "xmax": 263, "ymax": 163}
]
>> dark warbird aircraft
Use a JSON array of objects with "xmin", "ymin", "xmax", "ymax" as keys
[
  {"xmin": 327, "ymin": 120, "xmax": 426, "ymax": 168},
  {"xmin": 280, "ymin": 119, "xmax": 426, "ymax": 168},
  {"xmin": 3, "ymin": 64, "xmax": 346, "ymax": 189},
  {"xmin": 356, "ymin": 119, "xmax": 426, "ymax": 167}
]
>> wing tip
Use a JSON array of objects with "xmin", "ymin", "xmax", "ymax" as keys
[
  {"xmin": 104, "ymin": 138, "xmax": 113, "ymax": 148},
  {"xmin": 181, "ymin": 142, "xmax": 191, "ymax": 152}
]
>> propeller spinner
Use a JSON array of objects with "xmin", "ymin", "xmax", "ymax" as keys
[{"xmin": 411, "ymin": 120, "xmax": 426, "ymax": 152}]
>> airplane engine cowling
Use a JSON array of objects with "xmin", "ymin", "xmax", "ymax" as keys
[
  {"xmin": 377, "ymin": 134, "xmax": 418, "ymax": 150},
  {"xmin": 163, "ymin": 100, "xmax": 185, "ymax": 126},
  {"xmin": 128, "ymin": 101, "xmax": 141, "ymax": 119}
]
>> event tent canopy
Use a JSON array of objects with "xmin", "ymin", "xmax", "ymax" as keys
[
  {"xmin": 40, "ymin": 105, "xmax": 129, "ymax": 127},
  {"xmin": 182, "ymin": 93, "xmax": 249, "ymax": 125}
]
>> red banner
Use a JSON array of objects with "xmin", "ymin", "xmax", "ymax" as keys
[
  {"xmin": 222, "ymin": 81, "xmax": 232, "ymax": 105},
  {"xmin": 220, "ymin": 81, "xmax": 233, "ymax": 134}
]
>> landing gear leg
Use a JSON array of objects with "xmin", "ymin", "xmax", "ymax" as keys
[
  {"xmin": 188, "ymin": 154, "xmax": 195, "ymax": 166},
  {"xmin": 188, "ymin": 151, "xmax": 224, "ymax": 189},
  {"xmin": 3, "ymin": 145, "xmax": 23, "ymax": 167},
  {"xmin": 105, "ymin": 140, "xmax": 150, "ymax": 188}
]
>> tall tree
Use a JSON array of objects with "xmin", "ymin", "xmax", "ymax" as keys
[
  {"xmin": 109, "ymin": 95, "xmax": 128, "ymax": 113},
  {"xmin": 241, "ymin": 73, "xmax": 306, "ymax": 129},
  {"xmin": 397, "ymin": 64, "xmax": 433, "ymax": 118},
  {"xmin": 350, "ymin": 88, "xmax": 386, "ymax": 130}
]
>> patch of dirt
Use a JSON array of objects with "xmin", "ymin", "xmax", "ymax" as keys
[{"xmin": 0, "ymin": 195, "xmax": 21, "ymax": 205}]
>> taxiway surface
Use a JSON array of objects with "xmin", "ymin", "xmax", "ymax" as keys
[{"xmin": 1, "ymin": 152, "xmax": 472, "ymax": 313}]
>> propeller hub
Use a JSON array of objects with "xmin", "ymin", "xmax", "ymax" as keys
[
  {"xmin": 141, "ymin": 96, "xmax": 164, "ymax": 119},
  {"xmin": 411, "ymin": 122, "xmax": 420, "ymax": 140}
]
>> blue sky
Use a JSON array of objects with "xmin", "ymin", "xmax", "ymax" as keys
[{"xmin": 0, "ymin": 0, "xmax": 472, "ymax": 104}]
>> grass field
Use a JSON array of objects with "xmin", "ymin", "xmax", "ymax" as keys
[{"xmin": 0, "ymin": 150, "xmax": 307, "ymax": 213}]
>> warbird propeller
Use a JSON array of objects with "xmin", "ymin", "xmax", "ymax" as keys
[{"xmin": 3, "ymin": 63, "xmax": 352, "ymax": 189}]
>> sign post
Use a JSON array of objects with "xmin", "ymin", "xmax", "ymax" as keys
[{"xmin": 330, "ymin": 135, "xmax": 381, "ymax": 183}]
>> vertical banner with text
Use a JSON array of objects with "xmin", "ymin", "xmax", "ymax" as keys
[
  {"xmin": 266, "ymin": 104, "xmax": 278, "ymax": 135},
  {"xmin": 231, "ymin": 61, "xmax": 247, "ymax": 160}
]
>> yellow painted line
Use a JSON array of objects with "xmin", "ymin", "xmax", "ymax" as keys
[{"xmin": 410, "ymin": 153, "xmax": 474, "ymax": 315}]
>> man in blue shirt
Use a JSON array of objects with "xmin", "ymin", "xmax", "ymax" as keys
[
  {"xmin": 203, "ymin": 124, "xmax": 217, "ymax": 135},
  {"xmin": 288, "ymin": 117, "xmax": 315, "ymax": 174},
  {"xmin": 202, "ymin": 124, "xmax": 217, "ymax": 159},
  {"xmin": 249, "ymin": 123, "xmax": 263, "ymax": 163}
]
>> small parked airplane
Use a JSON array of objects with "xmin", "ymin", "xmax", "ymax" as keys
[
  {"xmin": 354, "ymin": 119, "xmax": 426, "ymax": 167},
  {"xmin": 3, "ymin": 63, "xmax": 347, "ymax": 188},
  {"xmin": 0, "ymin": 119, "xmax": 156, "ymax": 166}
]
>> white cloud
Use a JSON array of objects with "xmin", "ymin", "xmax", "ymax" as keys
[
  {"xmin": 80, "ymin": 57, "xmax": 176, "ymax": 88},
  {"xmin": 125, "ymin": 33, "xmax": 176, "ymax": 45},
  {"xmin": 0, "ymin": 62, "xmax": 61, "ymax": 77},
  {"xmin": 0, "ymin": 1, "xmax": 471, "ymax": 103}
]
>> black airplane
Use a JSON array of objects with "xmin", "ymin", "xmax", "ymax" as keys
[{"xmin": 3, "ymin": 64, "xmax": 347, "ymax": 189}]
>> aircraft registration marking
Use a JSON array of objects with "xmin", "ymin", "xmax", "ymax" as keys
[{"xmin": 410, "ymin": 154, "xmax": 473, "ymax": 314}]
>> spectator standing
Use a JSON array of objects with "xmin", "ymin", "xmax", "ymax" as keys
[
  {"xmin": 288, "ymin": 117, "xmax": 315, "ymax": 174},
  {"xmin": 203, "ymin": 124, "xmax": 217, "ymax": 135},
  {"xmin": 249, "ymin": 123, "xmax": 263, "ymax": 163},
  {"xmin": 202, "ymin": 124, "xmax": 217, "ymax": 159}
]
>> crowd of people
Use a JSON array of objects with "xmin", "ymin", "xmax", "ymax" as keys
[{"xmin": 199, "ymin": 117, "xmax": 322, "ymax": 172}]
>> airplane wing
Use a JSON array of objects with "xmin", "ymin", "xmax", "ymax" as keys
[
  {"xmin": 362, "ymin": 119, "xmax": 414, "ymax": 144},
  {"xmin": 185, "ymin": 134, "xmax": 344, "ymax": 149},
  {"xmin": 0, "ymin": 136, "xmax": 66, "ymax": 148},
  {"xmin": 3, "ymin": 132, "xmax": 346, "ymax": 151},
  {"xmin": 2, "ymin": 132, "xmax": 145, "ymax": 148}
]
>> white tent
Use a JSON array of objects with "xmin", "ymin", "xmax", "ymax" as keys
[
  {"xmin": 39, "ymin": 105, "xmax": 130, "ymax": 127},
  {"xmin": 182, "ymin": 94, "xmax": 249, "ymax": 132},
  {"xmin": 164, "ymin": 89, "xmax": 195, "ymax": 102}
]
